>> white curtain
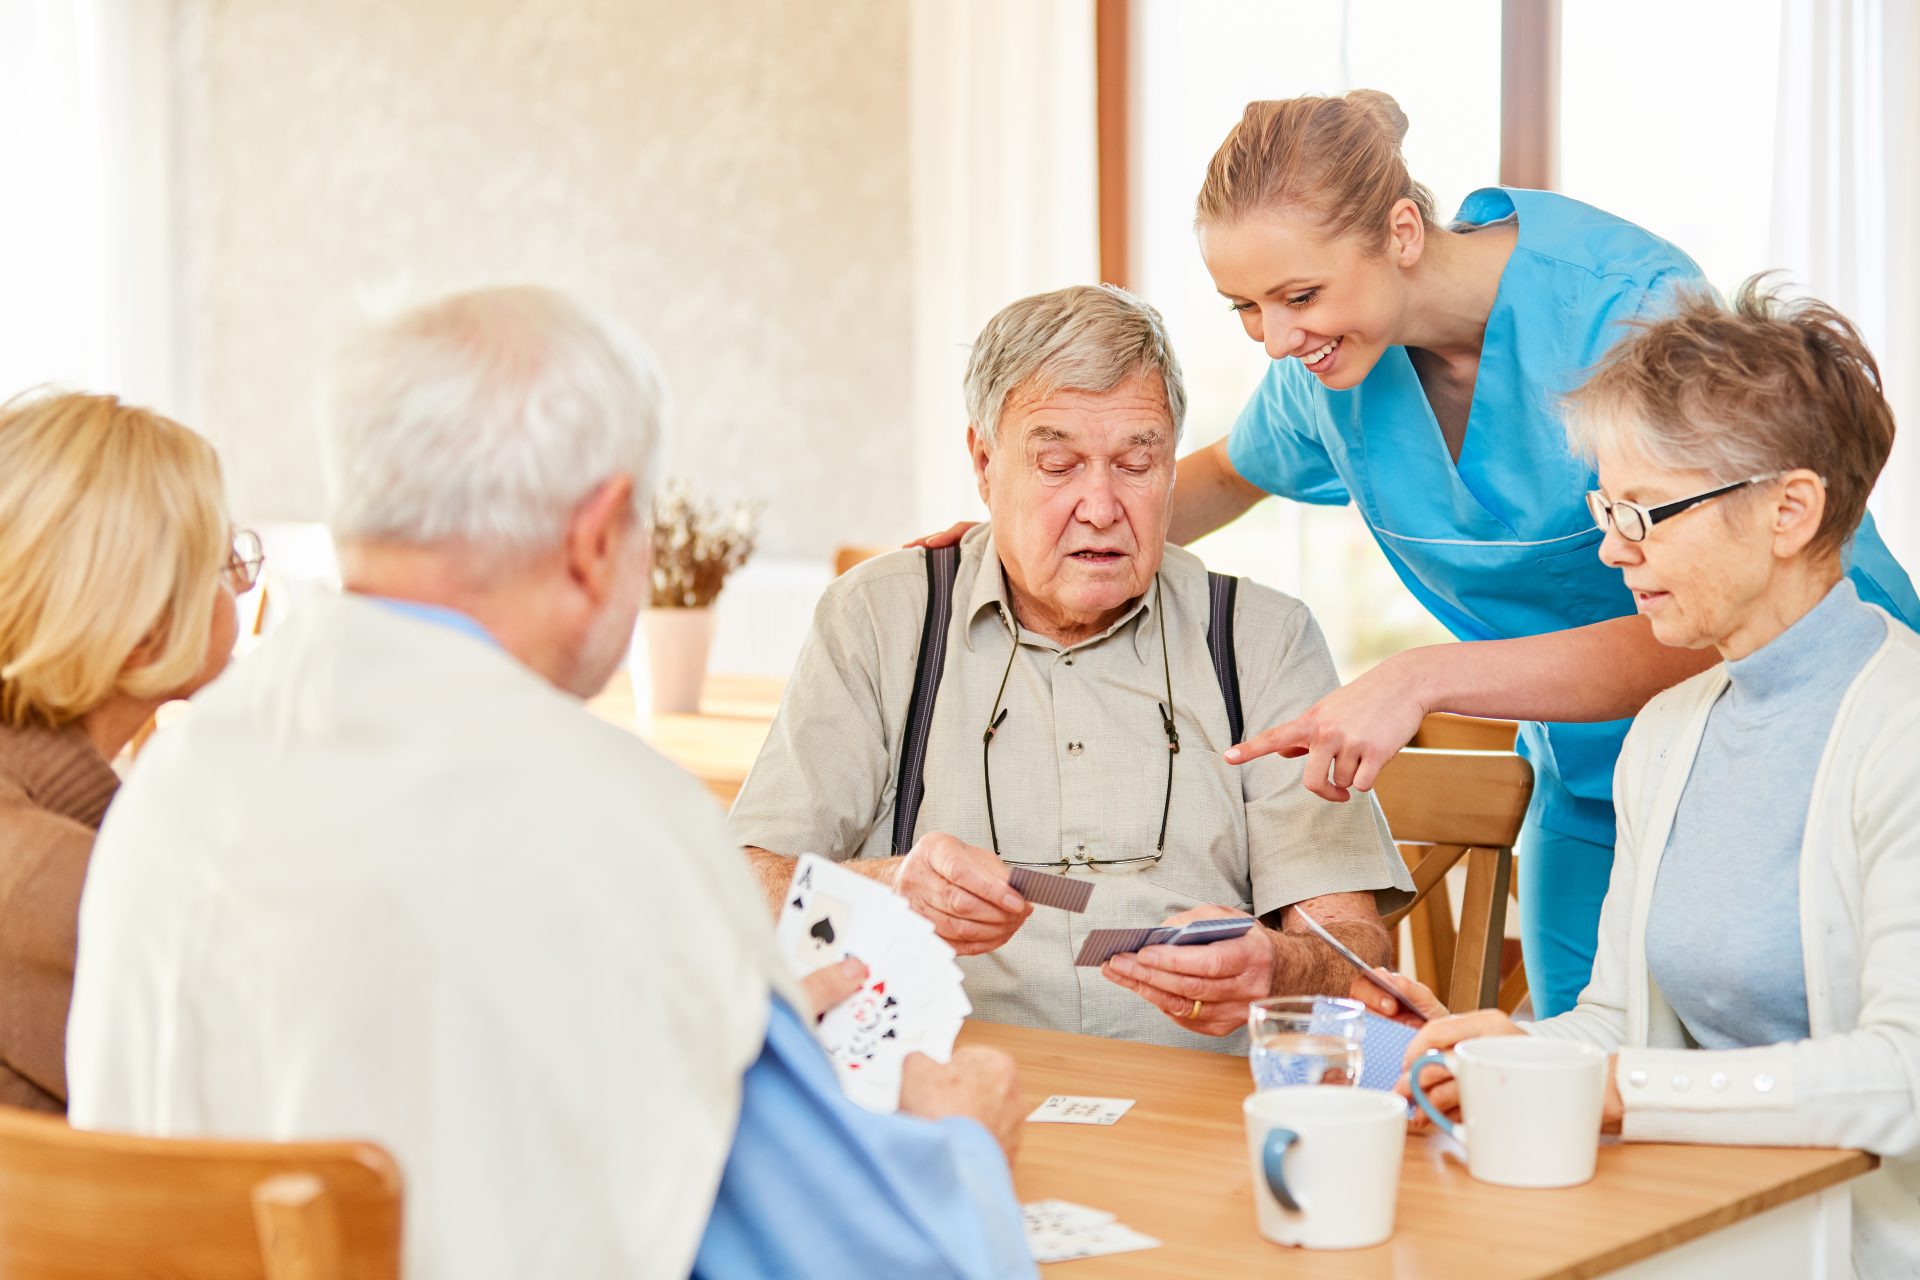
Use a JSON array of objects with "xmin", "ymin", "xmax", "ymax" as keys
[
  {"xmin": 906, "ymin": 0, "xmax": 1100, "ymax": 529},
  {"xmin": 1770, "ymin": 0, "xmax": 1920, "ymax": 567},
  {"xmin": 0, "ymin": 0, "xmax": 174, "ymax": 409}
]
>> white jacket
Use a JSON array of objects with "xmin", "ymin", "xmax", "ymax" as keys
[
  {"xmin": 68, "ymin": 594, "xmax": 799, "ymax": 1279},
  {"xmin": 1532, "ymin": 611, "xmax": 1920, "ymax": 1278}
]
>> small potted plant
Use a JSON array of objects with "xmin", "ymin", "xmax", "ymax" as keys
[{"xmin": 638, "ymin": 478, "xmax": 759, "ymax": 713}]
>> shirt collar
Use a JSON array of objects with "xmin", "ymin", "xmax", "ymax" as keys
[
  {"xmin": 961, "ymin": 527, "xmax": 1158, "ymax": 662},
  {"xmin": 1454, "ymin": 186, "xmax": 1521, "ymax": 231},
  {"xmin": 359, "ymin": 595, "xmax": 501, "ymax": 650}
]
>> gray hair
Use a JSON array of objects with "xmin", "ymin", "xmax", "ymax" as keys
[
  {"xmin": 321, "ymin": 285, "xmax": 663, "ymax": 559},
  {"xmin": 963, "ymin": 284, "xmax": 1186, "ymax": 448}
]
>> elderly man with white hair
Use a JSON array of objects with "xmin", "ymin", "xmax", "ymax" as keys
[
  {"xmin": 65, "ymin": 286, "xmax": 1031, "ymax": 1279},
  {"xmin": 731, "ymin": 285, "xmax": 1413, "ymax": 1051}
]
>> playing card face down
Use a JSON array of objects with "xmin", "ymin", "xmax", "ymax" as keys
[
  {"xmin": 1355, "ymin": 1011, "xmax": 1419, "ymax": 1093},
  {"xmin": 775, "ymin": 854, "xmax": 971, "ymax": 1113},
  {"xmin": 1072, "ymin": 916, "xmax": 1256, "ymax": 966},
  {"xmin": 1006, "ymin": 864, "xmax": 1093, "ymax": 912}
]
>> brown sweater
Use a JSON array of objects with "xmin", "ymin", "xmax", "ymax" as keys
[{"xmin": 0, "ymin": 720, "xmax": 118, "ymax": 1113}]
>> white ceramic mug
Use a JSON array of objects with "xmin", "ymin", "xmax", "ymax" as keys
[
  {"xmin": 1242, "ymin": 1087, "xmax": 1408, "ymax": 1249},
  {"xmin": 1408, "ymin": 1036, "xmax": 1607, "ymax": 1188}
]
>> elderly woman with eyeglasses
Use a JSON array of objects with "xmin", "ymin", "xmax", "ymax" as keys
[
  {"xmin": 0, "ymin": 391, "xmax": 258, "ymax": 1113},
  {"xmin": 1357, "ymin": 280, "xmax": 1920, "ymax": 1277}
]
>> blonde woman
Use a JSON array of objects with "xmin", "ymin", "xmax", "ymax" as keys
[
  {"xmin": 1364, "ymin": 282, "xmax": 1920, "ymax": 1277},
  {"xmin": 0, "ymin": 391, "xmax": 256, "ymax": 1113}
]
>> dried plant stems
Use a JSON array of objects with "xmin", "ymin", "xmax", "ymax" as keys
[{"xmin": 648, "ymin": 478, "xmax": 759, "ymax": 609}]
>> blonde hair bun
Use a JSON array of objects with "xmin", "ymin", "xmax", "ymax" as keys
[
  {"xmin": 1196, "ymin": 92, "xmax": 1434, "ymax": 240},
  {"xmin": 1344, "ymin": 89, "xmax": 1410, "ymax": 147}
]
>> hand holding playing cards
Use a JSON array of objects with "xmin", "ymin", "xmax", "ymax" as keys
[
  {"xmin": 1100, "ymin": 906, "xmax": 1275, "ymax": 1036},
  {"xmin": 778, "ymin": 855, "xmax": 973, "ymax": 1113},
  {"xmin": 1349, "ymin": 967, "xmax": 1448, "ymax": 1029},
  {"xmin": 800, "ymin": 957, "xmax": 870, "ymax": 1022},
  {"xmin": 896, "ymin": 832, "xmax": 1033, "ymax": 956},
  {"xmin": 899, "ymin": 1046, "xmax": 1025, "ymax": 1163}
]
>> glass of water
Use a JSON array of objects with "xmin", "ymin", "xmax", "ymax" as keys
[{"xmin": 1248, "ymin": 996, "xmax": 1366, "ymax": 1089}]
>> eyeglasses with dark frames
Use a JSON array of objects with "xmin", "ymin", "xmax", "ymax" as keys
[
  {"xmin": 1584, "ymin": 472, "xmax": 1788, "ymax": 543},
  {"xmin": 984, "ymin": 578, "xmax": 1177, "ymax": 873}
]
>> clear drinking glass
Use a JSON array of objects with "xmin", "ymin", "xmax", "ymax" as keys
[{"xmin": 1248, "ymin": 996, "xmax": 1366, "ymax": 1089}]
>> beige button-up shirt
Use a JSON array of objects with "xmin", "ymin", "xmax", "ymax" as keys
[{"xmin": 729, "ymin": 525, "xmax": 1411, "ymax": 1051}]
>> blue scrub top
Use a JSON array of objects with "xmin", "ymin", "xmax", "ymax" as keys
[{"xmin": 1227, "ymin": 187, "xmax": 1920, "ymax": 845}]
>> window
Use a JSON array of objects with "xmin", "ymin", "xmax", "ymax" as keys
[
  {"xmin": 1559, "ymin": 0, "xmax": 1784, "ymax": 296},
  {"xmin": 1131, "ymin": 0, "xmax": 1500, "ymax": 675}
]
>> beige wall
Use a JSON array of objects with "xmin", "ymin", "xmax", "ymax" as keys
[{"xmin": 172, "ymin": 0, "xmax": 912, "ymax": 558}]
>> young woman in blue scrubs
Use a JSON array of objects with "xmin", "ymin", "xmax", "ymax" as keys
[{"xmin": 1183, "ymin": 91, "xmax": 1920, "ymax": 1016}]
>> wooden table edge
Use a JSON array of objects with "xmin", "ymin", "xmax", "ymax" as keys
[
  {"xmin": 964, "ymin": 1021, "xmax": 1879, "ymax": 1278},
  {"xmin": 1552, "ymin": 1146, "xmax": 1877, "ymax": 1280}
]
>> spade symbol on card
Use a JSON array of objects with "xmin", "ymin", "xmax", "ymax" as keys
[{"xmin": 786, "ymin": 890, "xmax": 852, "ymax": 968}]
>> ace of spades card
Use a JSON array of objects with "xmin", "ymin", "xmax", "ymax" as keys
[
  {"xmin": 775, "ymin": 854, "xmax": 971, "ymax": 1113},
  {"xmin": 782, "ymin": 884, "xmax": 855, "ymax": 974}
]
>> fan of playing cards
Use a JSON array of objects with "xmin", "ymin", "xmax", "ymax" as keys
[{"xmin": 776, "ymin": 854, "xmax": 972, "ymax": 1113}]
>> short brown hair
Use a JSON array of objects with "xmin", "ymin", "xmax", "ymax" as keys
[
  {"xmin": 0, "ymin": 392, "xmax": 228, "ymax": 728},
  {"xmin": 1562, "ymin": 277, "xmax": 1895, "ymax": 559},
  {"xmin": 1194, "ymin": 90, "xmax": 1436, "ymax": 242}
]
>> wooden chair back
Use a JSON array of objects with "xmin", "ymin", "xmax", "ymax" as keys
[
  {"xmin": 0, "ymin": 1107, "xmax": 402, "ymax": 1280},
  {"xmin": 1373, "ymin": 743, "xmax": 1533, "ymax": 1013},
  {"xmin": 832, "ymin": 545, "xmax": 889, "ymax": 577},
  {"xmin": 1410, "ymin": 711, "xmax": 1519, "ymax": 752}
]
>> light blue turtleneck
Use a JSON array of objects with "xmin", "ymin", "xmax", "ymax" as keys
[{"xmin": 1643, "ymin": 579, "xmax": 1888, "ymax": 1050}]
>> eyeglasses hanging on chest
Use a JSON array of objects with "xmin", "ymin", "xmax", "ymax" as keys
[{"xmin": 984, "ymin": 578, "xmax": 1177, "ymax": 871}]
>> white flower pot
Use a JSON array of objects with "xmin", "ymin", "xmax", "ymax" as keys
[{"xmin": 641, "ymin": 606, "xmax": 714, "ymax": 714}]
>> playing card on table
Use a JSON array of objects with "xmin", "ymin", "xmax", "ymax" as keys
[
  {"xmin": 776, "ymin": 854, "xmax": 971, "ymax": 1113},
  {"xmin": 1027, "ymin": 1095, "xmax": 1135, "ymax": 1125},
  {"xmin": 1006, "ymin": 865, "xmax": 1093, "ymax": 913},
  {"xmin": 1021, "ymin": 1201, "xmax": 1160, "ymax": 1265}
]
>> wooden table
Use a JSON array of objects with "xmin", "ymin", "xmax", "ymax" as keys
[{"xmin": 961, "ymin": 1021, "xmax": 1873, "ymax": 1278}]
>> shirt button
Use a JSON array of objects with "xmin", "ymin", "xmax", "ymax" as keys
[
  {"xmin": 1627, "ymin": 1070, "xmax": 1648, "ymax": 1088},
  {"xmin": 1670, "ymin": 1075, "xmax": 1690, "ymax": 1092},
  {"xmin": 1709, "ymin": 1073, "xmax": 1728, "ymax": 1091},
  {"xmin": 1066, "ymin": 741, "xmax": 1083, "ymax": 756},
  {"xmin": 1064, "ymin": 656, "xmax": 1074, "ymax": 666},
  {"xmin": 1753, "ymin": 1074, "xmax": 1775, "ymax": 1093}
]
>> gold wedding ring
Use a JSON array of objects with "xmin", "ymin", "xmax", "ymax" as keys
[{"xmin": 1186, "ymin": 998, "xmax": 1203, "ymax": 1019}]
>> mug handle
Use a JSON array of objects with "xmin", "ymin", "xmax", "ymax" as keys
[
  {"xmin": 1408, "ymin": 1049, "xmax": 1463, "ymax": 1143},
  {"xmin": 1261, "ymin": 1127, "xmax": 1302, "ymax": 1211}
]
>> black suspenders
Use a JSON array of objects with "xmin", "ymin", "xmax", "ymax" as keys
[
  {"xmin": 889, "ymin": 546, "xmax": 1243, "ymax": 855},
  {"xmin": 890, "ymin": 545, "xmax": 962, "ymax": 855}
]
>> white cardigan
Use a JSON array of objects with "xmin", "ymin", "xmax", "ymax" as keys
[{"xmin": 1531, "ymin": 611, "xmax": 1920, "ymax": 1277}]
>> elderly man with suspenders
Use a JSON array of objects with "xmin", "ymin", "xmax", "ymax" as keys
[{"xmin": 731, "ymin": 285, "xmax": 1412, "ymax": 1050}]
